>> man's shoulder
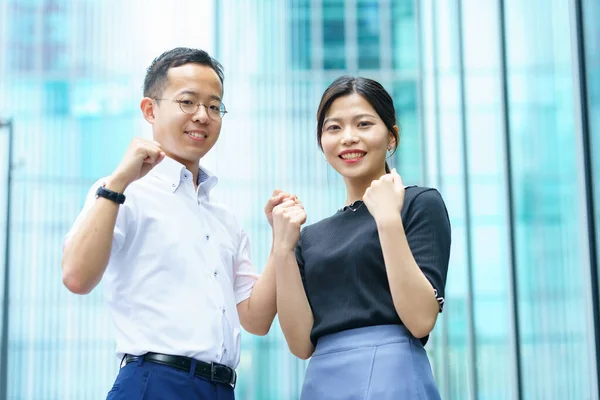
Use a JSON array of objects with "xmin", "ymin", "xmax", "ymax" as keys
[
  {"xmin": 113, "ymin": 174, "xmax": 170, "ymax": 205},
  {"xmin": 205, "ymin": 194, "xmax": 246, "ymax": 235}
]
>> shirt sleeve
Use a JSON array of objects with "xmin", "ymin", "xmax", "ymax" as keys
[
  {"xmin": 63, "ymin": 179, "xmax": 128, "ymax": 257},
  {"xmin": 295, "ymin": 234, "xmax": 307, "ymax": 290},
  {"xmin": 295, "ymin": 231, "xmax": 316, "ymax": 315},
  {"xmin": 232, "ymin": 228, "xmax": 259, "ymax": 304},
  {"xmin": 403, "ymin": 189, "xmax": 451, "ymax": 312}
]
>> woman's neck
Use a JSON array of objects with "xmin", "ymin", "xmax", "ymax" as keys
[{"xmin": 343, "ymin": 169, "xmax": 387, "ymax": 205}]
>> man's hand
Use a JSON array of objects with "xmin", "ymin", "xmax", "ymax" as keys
[
  {"xmin": 265, "ymin": 189, "xmax": 296, "ymax": 227},
  {"xmin": 107, "ymin": 137, "xmax": 166, "ymax": 192}
]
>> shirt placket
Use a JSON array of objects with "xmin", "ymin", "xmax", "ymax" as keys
[{"xmin": 196, "ymin": 193, "xmax": 230, "ymax": 362}]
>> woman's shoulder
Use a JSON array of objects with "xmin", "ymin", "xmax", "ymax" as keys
[
  {"xmin": 299, "ymin": 206, "xmax": 357, "ymax": 244},
  {"xmin": 405, "ymin": 184, "xmax": 443, "ymax": 197},
  {"xmin": 402, "ymin": 186, "xmax": 450, "ymax": 232},
  {"xmin": 301, "ymin": 211, "xmax": 340, "ymax": 233},
  {"xmin": 404, "ymin": 185, "xmax": 447, "ymax": 212}
]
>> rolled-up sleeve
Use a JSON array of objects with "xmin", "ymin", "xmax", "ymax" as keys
[
  {"xmin": 63, "ymin": 178, "xmax": 128, "ymax": 257},
  {"xmin": 232, "ymin": 228, "xmax": 259, "ymax": 304}
]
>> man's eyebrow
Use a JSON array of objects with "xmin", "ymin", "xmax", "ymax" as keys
[{"xmin": 176, "ymin": 90, "xmax": 222, "ymax": 102}]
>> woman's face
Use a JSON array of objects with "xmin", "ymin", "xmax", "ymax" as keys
[{"xmin": 320, "ymin": 93, "xmax": 395, "ymax": 182}]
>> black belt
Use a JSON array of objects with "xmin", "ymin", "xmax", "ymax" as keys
[{"xmin": 124, "ymin": 352, "xmax": 237, "ymax": 388}]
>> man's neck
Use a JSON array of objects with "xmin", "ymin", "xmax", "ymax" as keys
[
  {"xmin": 188, "ymin": 164, "xmax": 200, "ymax": 189},
  {"xmin": 164, "ymin": 152, "xmax": 200, "ymax": 189}
]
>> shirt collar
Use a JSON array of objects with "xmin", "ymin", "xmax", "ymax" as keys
[{"xmin": 150, "ymin": 156, "xmax": 218, "ymax": 193}]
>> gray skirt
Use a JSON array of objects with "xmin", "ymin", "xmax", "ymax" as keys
[{"xmin": 301, "ymin": 325, "xmax": 441, "ymax": 400}]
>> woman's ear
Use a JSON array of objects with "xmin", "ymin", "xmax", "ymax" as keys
[{"xmin": 388, "ymin": 125, "xmax": 399, "ymax": 150}]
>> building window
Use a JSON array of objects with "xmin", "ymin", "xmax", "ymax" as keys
[
  {"xmin": 357, "ymin": 0, "xmax": 380, "ymax": 69},
  {"xmin": 323, "ymin": 0, "xmax": 346, "ymax": 70},
  {"xmin": 289, "ymin": 0, "xmax": 312, "ymax": 69}
]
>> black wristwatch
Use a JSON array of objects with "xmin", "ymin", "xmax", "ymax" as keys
[{"xmin": 96, "ymin": 185, "xmax": 126, "ymax": 205}]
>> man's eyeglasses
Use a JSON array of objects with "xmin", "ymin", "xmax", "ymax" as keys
[{"xmin": 154, "ymin": 98, "xmax": 227, "ymax": 120}]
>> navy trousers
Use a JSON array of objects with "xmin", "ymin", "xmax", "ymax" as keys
[{"xmin": 106, "ymin": 357, "xmax": 235, "ymax": 400}]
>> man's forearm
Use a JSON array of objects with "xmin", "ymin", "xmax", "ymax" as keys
[
  {"xmin": 241, "ymin": 249, "xmax": 278, "ymax": 335},
  {"xmin": 61, "ymin": 197, "xmax": 120, "ymax": 294}
]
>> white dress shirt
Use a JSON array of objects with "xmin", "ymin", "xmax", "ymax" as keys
[{"xmin": 64, "ymin": 156, "xmax": 258, "ymax": 368}]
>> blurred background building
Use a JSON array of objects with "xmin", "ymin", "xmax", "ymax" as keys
[{"xmin": 0, "ymin": 0, "xmax": 598, "ymax": 399}]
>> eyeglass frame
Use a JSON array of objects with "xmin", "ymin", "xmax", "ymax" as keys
[{"xmin": 153, "ymin": 98, "xmax": 228, "ymax": 119}]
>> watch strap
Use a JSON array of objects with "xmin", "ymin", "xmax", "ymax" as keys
[{"xmin": 96, "ymin": 185, "xmax": 126, "ymax": 204}]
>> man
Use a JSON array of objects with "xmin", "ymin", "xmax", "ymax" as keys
[{"xmin": 62, "ymin": 47, "xmax": 292, "ymax": 399}]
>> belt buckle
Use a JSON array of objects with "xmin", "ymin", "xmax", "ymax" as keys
[
  {"xmin": 210, "ymin": 362, "xmax": 236, "ymax": 389},
  {"xmin": 210, "ymin": 362, "xmax": 217, "ymax": 382},
  {"xmin": 230, "ymin": 369, "xmax": 237, "ymax": 389}
]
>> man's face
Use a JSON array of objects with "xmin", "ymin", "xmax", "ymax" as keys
[{"xmin": 148, "ymin": 63, "xmax": 224, "ymax": 166}]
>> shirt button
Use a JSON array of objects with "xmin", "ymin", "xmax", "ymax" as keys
[
  {"xmin": 184, "ymin": 173, "xmax": 189, "ymax": 179},
  {"xmin": 223, "ymin": 349, "xmax": 227, "ymax": 353},
  {"xmin": 205, "ymin": 234, "xmax": 210, "ymax": 241},
  {"xmin": 222, "ymin": 308, "xmax": 226, "ymax": 315},
  {"xmin": 213, "ymin": 271, "xmax": 218, "ymax": 278},
  {"xmin": 171, "ymin": 183, "xmax": 176, "ymax": 187}
]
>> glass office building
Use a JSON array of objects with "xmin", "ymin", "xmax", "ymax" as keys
[{"xmin": 0, "ymin": 0, "xmax": 598, "ymax": 398}]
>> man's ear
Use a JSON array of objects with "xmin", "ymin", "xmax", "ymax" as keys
[{"xmin": 141, "ymin": 97, "xmax": 156, "ymax": 124}]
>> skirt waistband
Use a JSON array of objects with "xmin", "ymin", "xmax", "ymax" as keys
[{"xmin": 314, "ymin": 324, "xmax": 418, "ymax": 356}]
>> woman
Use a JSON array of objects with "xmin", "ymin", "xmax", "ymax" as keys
[{"xmin": 271, "ymin": 76, "xmax": 451, "ymax": 399}]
